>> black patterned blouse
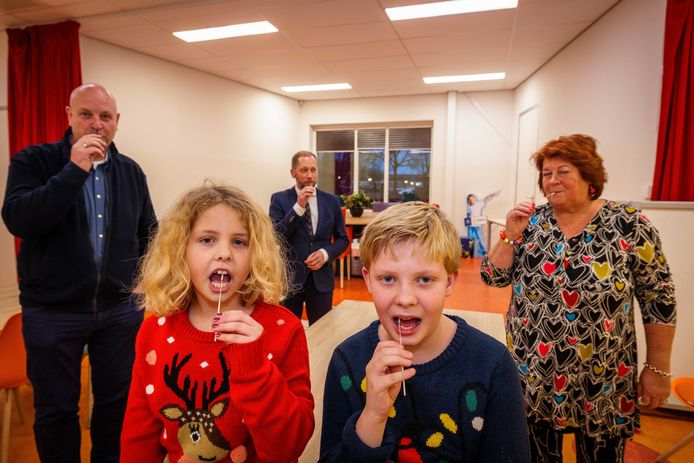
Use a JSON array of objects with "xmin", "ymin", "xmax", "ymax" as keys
[{"xmin": 481, "ymin": 201, "xmax": 676, "ymax": 438}]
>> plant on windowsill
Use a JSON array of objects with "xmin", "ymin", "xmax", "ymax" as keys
[{"xmin": 340, "ymin": 191, "xmax": 373, "ymax": 218}]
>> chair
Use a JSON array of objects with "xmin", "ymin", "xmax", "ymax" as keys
[
  {"xmin": 656, "ymin": 377, "xmax": 694, "ymax": 462},
  {"xmin": 0, "ymin": 313, "xmax": 29, "ymax": 463},
  {"xmin": 337, "ymin": 208, "xmax": 354, "ymax": 289}
]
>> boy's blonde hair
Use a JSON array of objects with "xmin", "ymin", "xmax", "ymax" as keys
[
  {"xmin": 359, "ymin": 201, "xmax": 461, "ymax": 273},
  {"xmin": 136, "ymin": 183, "xmax": 288, "ymax": 316}
]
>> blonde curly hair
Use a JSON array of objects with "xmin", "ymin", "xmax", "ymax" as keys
[{"xmin": 136, "ymin": 183, "xmax": 288, "ymax": 316}]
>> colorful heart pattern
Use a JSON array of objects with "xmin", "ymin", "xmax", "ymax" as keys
[{"xmin": 480, "ymin": 202, "xmax": 676, "ymax": 437}]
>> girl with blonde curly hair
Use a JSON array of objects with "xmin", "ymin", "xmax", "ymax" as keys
[{"xmin": 121, "ymin": 183, "xmax": 314, "ymax": 463}]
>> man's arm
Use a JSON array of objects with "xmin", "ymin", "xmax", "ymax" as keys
[
  {"xmin": 269, "ymin": 191, "xmax": 302, "ymax": 239},
  {"xmin": 2, "ymin": 148, "xmax": 89, "ymax": 238}
]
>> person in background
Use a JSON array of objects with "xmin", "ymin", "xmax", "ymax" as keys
[
  {"xmin": 466, "ymin": 189, "xmax": 500, "ymax": 257},
  {"xmin": 2, "ymin": 83, "xmax": 156, "ymax": 462},
  {"xmin": 481, "ymin": 134, "xmax": 676, "ymax": 462},
  {"xmin": 269, "ymin": 150, "xmax": 349, "ymax": 325},
  {"xmin": 121, "ymin": 183, "xmax": 314, "ymax": 462},
  {"xmin": 320, "ymin": 202, "xmax": 530, "ymax": 462}
]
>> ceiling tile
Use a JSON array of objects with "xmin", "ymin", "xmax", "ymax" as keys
[
  {"xmin": 410, "ymin": 50, "xmax": 508, "ymax": 69},
  {"xmin": 79, "ymin": 14, "xmax": 150, "ymax": 33},
  {"xmin": 178, "ymin": 56, "xmax": 243, "ymax": 73},
  {"xmin": 403, "ymin": 33, "xmax": 511, "ymax": 55},
  {"xmin": 83, "ymin": 22, "xmax": 176, "ymax": 48},
  {"xmin": 325, "ymin": 55, "xmax": 415, "ymax": 73},
  {"xmin": 192, "ymin": 32, "xmax": 299, "ymax": 57},
  {"xmin": 139, "ymin": 1, "xmax": 262, "ymax": 32},
  {"xmin": 136, "ymin": 42, "xmax": 214, "ymax": 61},
  {"xmin": 260, "ymin": 0, "xmax": 387, "ymax": 29},
  {"xmin": 285, "ymin": 21, "xmax": 397, "ymax": 48},
  {"xmin": 13, "ymin": 1, "xmax": 119, "ymax": 22},
  {"xmin": 309, "ymin": 39, "xmax": 407, "ymax": 61},
  {"xmin": 391, "ymin": 9, "xmax": 517, "ymax": 38}
]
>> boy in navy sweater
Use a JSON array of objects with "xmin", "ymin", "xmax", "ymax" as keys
[{"xmin": 320, "ymin": 202, "xmax": 530, "ymax": 462}]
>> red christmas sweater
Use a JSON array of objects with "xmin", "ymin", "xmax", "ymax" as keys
[{"xmin": 120, "ymin": 301, "xmax": 314, "ymax": 463}]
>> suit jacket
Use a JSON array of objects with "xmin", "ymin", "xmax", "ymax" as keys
[{"xmin": 269, "ymin": 187, "xmax": 349, "ymax": 293}]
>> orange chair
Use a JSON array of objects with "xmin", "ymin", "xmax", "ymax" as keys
[
  {"xmin": 337, "ymin": 208, "xmax": 354, "ymax": 289},
  {"xmin": 656, "ymin": 377, "xmax": 694, "ymax": 462},
  {"xmin": 0, "ymin": 313, "xmax": 29, "ymax": 463}
]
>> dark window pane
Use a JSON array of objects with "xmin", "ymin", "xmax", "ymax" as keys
[
  {"xmin": 389, "ymin": 127, "xmax": 432, "ymax": 149},
  {"xmin": 388, "ymin": 149, "xmax": 430, "ymax": 202},
  {"xmin": 357, "ymin": 128, "xmax": 385, "ymax": 148},
  {"xmin": 317, "ymin": 130, "xmax": 354, "ymax": 151},
  {"xmin": 317, "ymin": 151, "xmax": 353, "ymax": 195},
  {"xmin": 358, "ymin": 149, "xmax": 384, "ymax": 202}
]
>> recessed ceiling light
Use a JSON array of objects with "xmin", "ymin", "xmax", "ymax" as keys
[
  {"xmin": 281, "ymin": 83, "xmax": 352, "ymax": 93},
  {"xmin": 386, "ymin": 0, "xmax": 518, "ymax": 21},
  {"xmin": 423, "ymin": 72, "xmax": 506, "ymax": 84},
  {"xmin": 173, "ymin": 20, "xmax": 278, "ymax": 43}
]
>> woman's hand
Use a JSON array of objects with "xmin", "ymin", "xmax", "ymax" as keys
[
  {"xmin": 638, "ymin": 368, "xmax": 671, "ymax": 409},
  {"xmin": 213, "ymin": 310, "xmax": 263, "ymax": 344},
  {"xmin": 505, "ymin": 200, "xmax": 536, "ymax": 239}
]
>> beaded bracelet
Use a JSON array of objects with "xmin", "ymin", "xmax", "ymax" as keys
[
  {"xmin": 499, "ymin": 229, "xmax": 523, "ymax": 246},
  {"xmin": 643, "ymin": 362, "xmax": 673, "ymax": 378}
]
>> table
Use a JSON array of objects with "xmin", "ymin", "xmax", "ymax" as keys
[
  {"xmin": 345, "ymin": 209, "xmax": 378, "ymax": 226},
  {"xmin": 299, "ymin": 300, "xmax": 505, "ymax": 462}
]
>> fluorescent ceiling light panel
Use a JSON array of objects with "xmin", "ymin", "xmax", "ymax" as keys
[
  {"xmin": 423, "ymin": 72, "xmax": 506, "ymax": 84},
  {"xmin": 282, "ymin": 83, "xmax": 352, "ymax": 93},
  {"xmin": 386, "ymin": 0, "xmax": 518, "ymax": 21},
  {"xmin": 173, "ymin": 20, "xmax": 278, "ymax": 43}
]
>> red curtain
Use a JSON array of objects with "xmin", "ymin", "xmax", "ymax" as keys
[
  {"xmin": 7, "ymin": 20, "xmax": 82, "ymax": 155},
  {"xmin": 652, "ymin": 0, "xmax": 694, "ymax": 201},
  {"xmin": 6, "ymin": 20, "xmax": 82, "ymax": 252}
]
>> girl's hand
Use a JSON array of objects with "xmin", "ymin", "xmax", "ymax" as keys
[
  {"xmin": 213, "ymin": 310, "xmax": 263, "ymax": 344},
  {"xmin": 362, "ymin": 340, "xmax": 416, "ymax": 420},
  {"xmin": 505, "ymin": 200, "xmax": 536, "ymax": 239}
]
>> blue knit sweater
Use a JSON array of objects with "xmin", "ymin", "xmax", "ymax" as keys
[{"xmin": 320, "ymin": 315, "xmax": 530, "ymax": 462}]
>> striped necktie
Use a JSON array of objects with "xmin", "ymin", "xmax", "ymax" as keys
[{"xmin": 305, "ymin": 202, "xmax": 314, "ymax": 237}]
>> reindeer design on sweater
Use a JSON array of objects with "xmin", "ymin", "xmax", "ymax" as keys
[{"xmin": 160, "ymin": 351, "xmax": 246, "ymax": 463}]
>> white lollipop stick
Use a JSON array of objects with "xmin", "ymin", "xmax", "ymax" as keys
[
  {"xmin": 398, "ymin": 318, "xmax": 407, "ymax": 397},
  {"xmin": 214, "ymin": 271, "xmax": 225, "ymax": 341}
]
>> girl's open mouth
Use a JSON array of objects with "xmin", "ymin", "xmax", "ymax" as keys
[{"xmin": 210, "ymin": 270, "xmax": 230, "ymax": 290}]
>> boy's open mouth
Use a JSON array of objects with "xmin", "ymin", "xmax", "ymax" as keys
[
  {"xmin": 395, "ymin": 316, "xmax": 420, "ymax": 335},
  {"xmin": 210, "ymin": 270, "xmax": 230, "ymax": 290}
]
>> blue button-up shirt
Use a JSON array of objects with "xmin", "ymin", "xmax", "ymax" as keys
[{"xmin": 83, "ymin": 149, "xmax": 110, "ymax": 267}]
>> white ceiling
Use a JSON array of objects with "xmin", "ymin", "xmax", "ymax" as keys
[{"xmin": 1, "ymin": 0, "xmax": 621, "ymax": 100}]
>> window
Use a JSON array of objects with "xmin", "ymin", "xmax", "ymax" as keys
[{"xmin": 316, "ymin": 126, "xmax": 431, "ymax": 203}]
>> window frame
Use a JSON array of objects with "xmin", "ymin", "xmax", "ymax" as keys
[{"xmin": 313, "ymin": 122, "xmax": 432, "ymax": 203}]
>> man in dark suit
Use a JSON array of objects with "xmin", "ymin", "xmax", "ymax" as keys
[{"xmin": 270, "ymin": 150, "xmax": 349, "ymax": 325}]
